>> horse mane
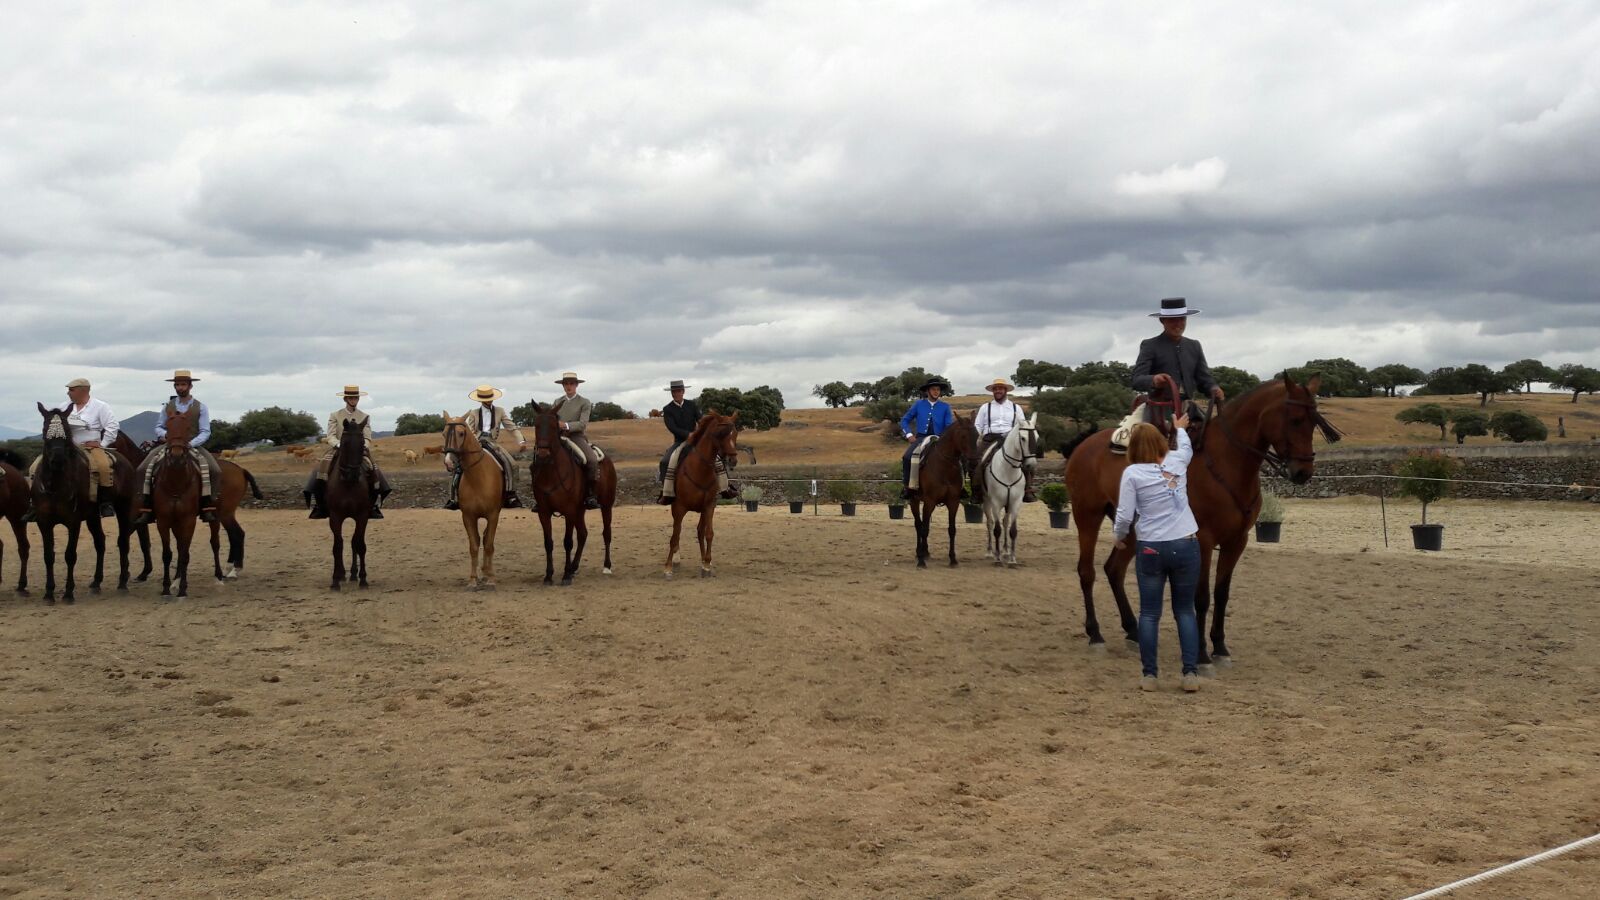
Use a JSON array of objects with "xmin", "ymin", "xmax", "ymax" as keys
[
  {"xmin": 0, "ymin": 448, "xmax": 25, "ymax": 469},
  {"xmin": 687, "ymin": 412, "xmax": 727, "ymax": 445}
]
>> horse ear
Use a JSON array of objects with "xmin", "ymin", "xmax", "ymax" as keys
[
  {"xmin": 1029, "ymin": 411, "xmax": 1038, "ymax": 427},
  {"xmin": 37, "ymin": 401, "xmax": 48, "ymax": 417},
  {"xmin": 1305, "ymin": 374, "xmax": 1323, "ymax": 396},
  {"xmin": 730, "ymin": 411, "xmax": 739, "ymax": 422},
  {"xmin": 530, "ymin": 400, "xmax": 542, "ymax": 413},
  {"xmin": 1282, "ymin": 370, "xmax": 1297, "ymax": 388},
  {"xmin": 442, "ymin": 409, "xmax": 451, "ymax": 420}
]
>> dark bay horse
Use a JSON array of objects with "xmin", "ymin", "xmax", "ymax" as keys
[
  {"xmin": 324, "ymin": 418, "xmax": 372, "ymax": 590},
  {"xmin": 144, "ymin": 411, "xmax": 202, "ymax": 597},
  {"xmin": 1062, "ymin": 375, "xmax": 1339, "ymax": 667},
  {"xmin": 908, "ymin": 414, "xmax": 980, "ymax": 569},
  {"xmin": 1, "ymin": 449, "xmax": 29, "ymax": 594},
  {"xmin": 29, "ymin": 403, "xmax": 137, "ymax": 601},
  {"xmin": 120, "ymin": 433, "xmax": 261, "ymax": 582},
  {"xmin": 526, "ymin": 402, "xmax": 617, "ymax": 586},
  {"xmin": 664, "ymin": 412, "xmax": 740, "ymax": 578}
]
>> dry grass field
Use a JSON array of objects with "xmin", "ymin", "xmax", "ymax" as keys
[
  {"xmin": 1, "ymin": 498, "xmax": 1597, "ymax": 898},
  {"xmin": 228, "ymin": 392, "xmax": 1600, "ymax": 478}
]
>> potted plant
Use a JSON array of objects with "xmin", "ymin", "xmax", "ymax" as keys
[
  {"xmin": 884, "ymin": 466, "xmax": 906, "ymax": 519},
  {"xmin": 1254, "ymin": 491, "xmax": 1285, "ymax": 543},
  {"xmin": 740, "ymin": 484, "xmax": 763, "ymax": 513},
  {"xmin": 1395, "ymin": 450, "xmax": 1460, "ymax": 551},
  {"xmin": 827, "ymin": 479, "xmax": 860, "ymax": 516},
  {"xmin": 785, "ymin": 482, "xmax": 807, "ymax": 514},
  {"xmin": 1039, "ymin": 483, "xmax": 1070, "ymax": 529},
  {"xmin": 963, "ymin": 497, "xmax": 984, "ymax": 524}
]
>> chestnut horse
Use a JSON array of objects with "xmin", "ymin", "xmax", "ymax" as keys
[
  {"xmin": 324, "ymin": 418, "xmax": 373, "ymax": 591},
  {"xmin": 119, "ymin": 433, "xmax": 259, "ymax": 583},
  {"xmin": 664, "ymin": 412, "xmax": 740, "ymax": 578},
  {"xmin": 1063, "ymin": 375, "xmax": 1339, "ymax": 668},
  {"xmin": 908, "ymin": 414, "xmax": 981, "ymax": 569},
  {"xmin": 1, "ymin": 449, "xmax": 29, "ymax": 594},
  {"xmin": 442, "ymin": 411, "xmax": 505, "ymax": 589},
  {"xmin": 29, "ymin": 403, "xmax": 138, "ymax": 601},
  {"xmin": 142, "ymin": 411, "xmax": 203, "ymax": 597},
  {"xmin": 525, "ymin": 402, "xmax": 617, "ymax": 586}
]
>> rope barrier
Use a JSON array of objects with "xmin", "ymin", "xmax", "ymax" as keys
[
  {"xmin": 1267, "ymin": 473, "xmax": 1600, "ymax": 491},
  {"xmin": 1400, "ymin": 830, "xmax": 1600, "ymax": 899}
]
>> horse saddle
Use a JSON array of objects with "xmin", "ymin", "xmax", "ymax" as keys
[{"xmin": 559, "ymin": 437, "xmax": 605, "ymax": 465}]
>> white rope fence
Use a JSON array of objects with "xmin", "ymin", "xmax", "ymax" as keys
[
  {"xmin": 1273, "ymin": 473, "xmax": 1600, "ymax": 491},
  {"xmin": 1400, "ymin": 830, "xmax": 1600, "ymax": 899}
]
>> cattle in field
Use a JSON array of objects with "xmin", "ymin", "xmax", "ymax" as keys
[
  {"xmin": 403, "ymin": 449, "xmax": 418, "ymax": 464},
  {"xmin": 648, "ymin": 409, "xmax": 663, "ymax": 418},
  {"xmin": 423, "ymin": 445, "xmax": 444, "ymax": 456}
]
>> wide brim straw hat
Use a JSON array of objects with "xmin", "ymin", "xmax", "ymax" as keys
[
  {"xmin": 1149, "ymin": 297, "xmax": 1202, "ymax": 317},
  {"xmin": 340, "ymin": 385, "xmax": 368, "ymax": 398},
  {"xmin": 165, "ymin": 369, "xmax": 200, "ymax": 382},
  {"xmin": 468, "ymin": 384, "xmax": 504, "ymax": 402},
  {"xmin": 554, "ymin": 371, "xmax": 586, "ymax": 384},
  {"xmin": 985, "ymin": 377, "xmax": 1014, "ymax": 392}
]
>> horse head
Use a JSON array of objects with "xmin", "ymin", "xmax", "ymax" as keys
[
  {"xmin": 36, "ymin": 402, "xmax": 75, "ymax": 477},
  {"xmin": 1259, "ymin": 373, "xmax": 1340, "ymax": 485},
  {"xmin": 524, "ymin": 400, "xmax": 560, "ymax": 464},
  {"xmin": 696, "ymin": 411, "xmax": 741, "ymax": 468},
  {"xmin": 335, "ymin": 418, "xmax": 366, "ymax": 480},
  {"xmin": 1014, "ymin": 411, "xmax": 1041, "ymax": 468},
  {"xmin": 163, "ymin": 410, "xmax": 194, "ymax": 452},
  {"xmin": 945, "ymin": 413, "xmax": 981, "ymax": 463}
]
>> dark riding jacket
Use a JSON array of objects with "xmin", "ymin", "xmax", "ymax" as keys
[
  {"xmin": 1130, "ymin": 335, "xmax": 1219, "ymax": 400},
  {"xmin": 663, "ymin": 399, "xmax": 701, "ymax": 442}
]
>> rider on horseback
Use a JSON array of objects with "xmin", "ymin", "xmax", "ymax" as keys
[
  {"xmin": 447, "ymin": 384, "xmax": 527, "ymax": 511},
  {"xmin": 1112, "ymin": 297, "xmax": 1227, "ymax": 453},
  {"xmin": 305, "ymin": 386, "xmax": 391, "ymax": 519},
  {"xmin": 130, "ymin": 370, "xmax": 222, "ymax": 526},
  {"xmin": 899, "ymin": 376, "xmax": 955, "ymax": 500},
  {"xmin": 970, "ymin": 377, "xmax": 1037, "ymax": 504},
  {"xmin": 24, "ymin": 377, "xmax": 119, "ymax": 520},
  {"xmin": 551, "ymin": 372, "xmax": 601, "ymax": 511},
  {"xmin": 658, "ymin": 379, "xmax": 737, "ymax": 504}
]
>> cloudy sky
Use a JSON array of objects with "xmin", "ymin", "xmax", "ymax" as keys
[{"xmin": 3, "ymin": 0, "xmax": 1597, "ymax": 431}]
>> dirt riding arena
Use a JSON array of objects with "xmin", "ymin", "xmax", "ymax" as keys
[{"xmin": 2, "ymin": 499, "xmax": 1596, "ymax": 897}]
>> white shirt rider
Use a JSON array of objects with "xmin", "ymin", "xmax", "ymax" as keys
[{"xmin": 974, "ymin": 398, "xmax": 1020, "ymax": 436}]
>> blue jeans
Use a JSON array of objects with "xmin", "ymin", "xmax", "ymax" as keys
[{"xmin": 1134, "ymin": 537, "xmax": 1201, "ymax": 677}]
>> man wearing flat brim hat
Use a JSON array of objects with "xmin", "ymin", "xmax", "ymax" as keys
[
  {"xmin": 655, "ymin": 378, "xmax": 735, "ymax": 504},
  {"xmin": 450, "ymin": 384, "xmax": 526, "ymax": 511},
  {"xmin": 1115, "ymin": 297, "xmax": 1227, "ymax": 452},
  {"xmin": 131, "ymin": 370, "xmax": 223, "ymax": 526},
  {"xmin": 897, "ymin": 374, "xmax": 956, "ymax": 497},
  {"xmin": 305, "ymin": 386, "xmax": 390, "ymax": 519},
  {"xmin": 972, "ymin": 376, "xmax": 1038, "ymax": 504},
  {"xmin": 551, "ymin": 372, "xmax": 601, "ymax": 510}
]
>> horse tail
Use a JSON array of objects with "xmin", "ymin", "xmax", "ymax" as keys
[
  {"xmin": 1058, "ymin": 429, "xmax": 1098, "ymax": 460},
  {"xmin": 242, "ymin": 469, "xmax": 263, "ymax": 500},
  {"xmin": 0, "ymin": 448, "xmax": 25, "ymax": 469}
]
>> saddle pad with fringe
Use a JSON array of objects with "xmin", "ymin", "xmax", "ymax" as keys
[{"xmin": 560, "ymin": 437, "xmax": 605, "ymax": 465}]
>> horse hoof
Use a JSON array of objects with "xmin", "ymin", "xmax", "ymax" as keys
[
  {"xmin": 1006, "ymin": 562, "xmax": 1019, "ymax": 569},
  {"xmin": 700, "ymin": 569, "xmax": 712, "ymax": 578},
  {"xmin": 949, "ymin": 560, "xmax": 959, "ymax": 568},
  {"xmin": 481, "ymin": 583, "xmax": 496, "ymax": 592},
  {"xmin": 602, "ymin": 567, "xmax": 613, "ymax": 576},
  {"xmin": 1088, "ymin": 643, "xmax": 1107, "ymax": 654},
  {"xmin": 15, "ymin": 589, "xmax": 28, "ymax": 597},
  {"xmin": 135, "ymin": 575, "xmax": 149, "ymax": 583},
  {"xmin": 62, "ymin": 596, "xmax": 74, "ymax": 605},
  {"xmin": 664, "ymin": 572, "xmax": 673, "ymax": 580},
  {"xmin": 916, "ymin": 561, "xmax": 926, "ymax": 569},
  {"xmin": 330, "ymin": 583, "xmax": 340, "ymax": 592},
  {"xmin": 560, "ymin": 578, "xmax": 573, "ymax": 587},
  {"xmin": 1197, "ymin": 663, "xmax": 1216, "ymax": 678},
  {"xmin": 1213, "ymin": 655, "xmax": 1234, "ymax": 669}
]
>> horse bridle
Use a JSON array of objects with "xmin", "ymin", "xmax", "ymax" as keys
[
  {"xmin": 679, "ymin": 424, "xmax": 735, "ymax": 494},
  {"xmin": 441, "ymin": 421, "xmax": 484, "ymax": 472},
  {"xmin": 1215, "ymin": 393, "xmax": 1338, "ymax": 480}
]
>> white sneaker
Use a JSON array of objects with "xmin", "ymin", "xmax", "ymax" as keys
[
  {"xmin": 1140, "ymin": 675, "xmax": 1158, "ymax": 692},
  {"xmin": 1181, "ymin": 673, "xmax": 1201, "ymax": 693}
]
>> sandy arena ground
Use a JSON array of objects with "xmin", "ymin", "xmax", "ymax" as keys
[{"xmin": 1, "ymin": 498, "xmax": 1597, "ymax": 898}]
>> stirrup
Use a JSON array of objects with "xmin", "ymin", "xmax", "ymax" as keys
[
  {"xmin": 368, "ymin": 504, "xmax": 384, "ymax": 519},
  {"xmin": 584, "ymin": 493, "xmax": 600, "ymax": 510},
  {"xmin": 444, "ymin": 498, "xmax": 460, "ymax": 511},
  {"xmin": 503, "ymin": 494, "xmax": 524, "ymax": 509},
  {"xmin": 98, "ymin": 502, "xmax": 116, "ymax": 519},
  {"xmin": 308, "ymin": 505, "xmax": 328, "ymax": 520},
  {"xmin": 657, "ymin": 494, "xmax": 673, "ymax": 506}
]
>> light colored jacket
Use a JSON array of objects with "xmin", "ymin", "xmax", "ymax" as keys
[
  {"xmin": 326, "ymin": 407, "xmax": 373, "ymax": 447},
  {"xmin": 464, "ymin": 405, "xmax": 525, "ymax": 444},
  {"xmin": 552, "ymin": 394, "xmax": 592, "ymax": 434},
  {"xmin": 1113, "ymin": 430, "xmax": 1198, "ymax": 543}
]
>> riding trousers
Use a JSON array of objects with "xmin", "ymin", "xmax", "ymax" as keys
[
  {"xmin": 29, "ymin": 447, "xmax": 116, "ymax": 488},
  {"xmin": 139, "ymin": 445, "xmax": 221, "ymax": 496}
]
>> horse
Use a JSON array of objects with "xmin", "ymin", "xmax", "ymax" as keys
[
  {"xmin": 109, "ymin": 432, "xmax": 155, "ymax": 582},
  {"xmin": 525, "ymin": 402, "xmax": 617, "ymax": 586},
  {"xmin": 980, "ymin": 412, "xmax": 1041, "ymax": 567},
  {"xmin": 0, "ymin": 449, "xmax": 30, "ymax": 594},
  {"xmin": 29, "ymin": 403, "xmax": 138, "ymax": 601},
  {"xmin": 442, "ymin": 410, "xmax": 505, "ymax": 590},
  {"xmin": 322, "ymin": 417, "xmax": 373, "ymax": 591},
  {"xmin": 907, "ymin": 414, "xmax": 981, "ymax": 569},
  {"xmin": 140, "ymin": 410, "xmax": 203, "ymax": 597},
  {"xmin": 1062, "ymin": 374, "xmax": 1339, "ymax": 668},
  {"xmin": 663, "ymin": 412, "xmax": 740, "ymax": 578},
  {"xmin": 119, "ymin": 432, "xmax": 258, "ymax": 583}
]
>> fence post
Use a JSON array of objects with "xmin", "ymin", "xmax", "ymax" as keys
[{"xmin": 1379, "ymin": 479, "xmax": 1389, "ymax": 549}]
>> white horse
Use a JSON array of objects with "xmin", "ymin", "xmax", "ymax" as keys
[{"xmin": 981, "ymin": 412, "xmax": 1040, "ymax": 567}]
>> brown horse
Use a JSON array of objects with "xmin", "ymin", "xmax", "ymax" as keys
[
  {"xmin": 1063, "ymin": 375, "xmax": 1338, "ymax": 667},
  {"xmin": 29, "ymin": 403, "xmax": 139, "ymax": 601},
  {"xmin": 0, "ymin": 449, "xmax": 29, "ymax": 594},
  {"xmin": 324, "ymin": 418, "xmax": 373, "ymax": 591},
  {"xmin": 119, "ymin": 433, "xmax": 261, "ymax": 583},
  {"xmin": 442, "ymin": 411, "xmax": 505, "ymax": 589},
  {"xmin": 525, "ymin": 402, "xmax": 617, "ymax": 586},
  {"xmin": 664, "ymin": 412, "xmax": 740, "ymax": 578},
  {"xmin": 141, "ymin": 411, "xmax": 203, "ymax": 597},
  {"xmin": 908, "ymin": 414, "xmax": 981, "ymax": 569}
]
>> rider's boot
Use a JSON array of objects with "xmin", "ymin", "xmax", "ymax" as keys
[
  {"xmin": 307, "ymin": 480, "xmax": 329, "ymax": 519},
  {"xmin": 131, "ymin": 495, "xmax": 157, "ymax": 527},
  {"xmin": 503, "ymin": 490, "xmax": 524, "ymax": 510},
  {"xmin": 199, "ymin": 495, "xmax": 218, "ymax": 523},
  {"xmin": 444, "ymin": 473, "xmax": 461, "ymax": 511},
  {"xmin": 97, "ymin": 486, "xmax": 116, "ymax": 519}
]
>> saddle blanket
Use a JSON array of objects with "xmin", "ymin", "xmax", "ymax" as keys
[{"xmin": 560, "ymin": 437, "xmax": 605, "ymax": 464}]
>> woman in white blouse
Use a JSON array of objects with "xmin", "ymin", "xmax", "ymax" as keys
[{"xmin": 1112, "ymin": 412, "xmax": 1202, "ymax": 693}]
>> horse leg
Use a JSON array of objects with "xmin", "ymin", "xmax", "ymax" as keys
[
  {"xmin": 1073, "ymin": 512, "xmax": 1105, "ymax": 645},
  {"xmin": 564, "ymin": 516, "xmax": 588, "ymax": 586},
  {"xmin": 39, "ymin": 523, "xmax": 56, "ymax": 603},
  {"xmin": 9, "ymin": 519, "xmax": 26, "ymax": 594},
  {"xmin": 1104, "ymin": 541, "xmax": 1138, "ymax": 644},
  {"xmin": 911, "ymin": 500, "xmax": 927, "ymax": 568},
  {"xmin": 87, "ymin": 514, "xmax": 106, "ymax": 594},
  {"xmin": 330, "ymin": 516, "xmax": 345, "ymax": 591},
  {"xmin": 946, "ymin": 501, "xmax": 958, "ymax": 567},
  {"xmin": 1007, "ymin": 506, "xmax": 1020, "ymax": 567},
  {"xmin": 480, "ymin": 514, "xmax": 497, "ymax": 589},
  {"xmin": 175, "ymin": 517, "xmax": 194, "ymax": 598},
  {"xmin": 114, "ymin": 512, "xmax": 132, "ymax": 590},
  {"xmin": 694, "ymin": 510, "xmax": 709, "ymax": 576},
  {"xmin": 665, "ymin": 507, "xmax": 685, "ymax": 578},
  {"xmin": 135, "ymin": 524, "xmax": 152, "ymax": 582},
  {"xmin": 700, "ymin": 508, "xmax": 715, "ymax": 577},
  {"xmin": 987, "ymin": 506, "xmax": 1000, "ymax": 564},
  {"xmin": 1210, "ymin": 538, "xmax": 1245, "ymax": 666},
  {"xmin": 226, "ymin": 517, "xmax": 244, "ymax": 576},
  {"xmin": 211, "ymin": 520, "xmax": 224, "ymax": 582},
  {"xmin": 353, "ymin": 518, "xmax": 368, "ymax": 589},
  {"xmin": 63, "ymin": 522, "xmax": 80, "ymax": 604},
  {"xmin": 155, "ymin": 520, "xmax": 173, "ymax": 596},
  {"xmin": 600, "ymin": 500, "xmax": 614, "ymax": 576},
  {"xmin": 1193, "ymin": 540, "xmax": 1217, "ymax": 670},
  {"xmin": 541, "ymin": 512, "xmax": 556, "ymax": 585},
  {"xmin": 462, "ymin": 512, "xmax": 480, "ymax": 588}
]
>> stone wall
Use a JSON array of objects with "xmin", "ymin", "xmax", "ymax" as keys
[{"xmin": 1265, "ymin": 443, "xmax": 1600, "ymax": 502}]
